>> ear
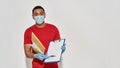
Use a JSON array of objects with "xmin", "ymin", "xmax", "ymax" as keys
[
  {"xmin": 32, "ymin": 15, "xmax": 34, "ymax": 19},
  {"xmin": 44, "ymin": 13, "xmax": 46, "ymax": 18}
]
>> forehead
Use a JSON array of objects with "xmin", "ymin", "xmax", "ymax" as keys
[{"xmin": 33, "ymin": 9, "xmax": 44, "ymax": 13}]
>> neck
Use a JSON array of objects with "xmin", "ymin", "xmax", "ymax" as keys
[{"xmin": 36, "ymin": 22, "xmax": 46, "ymax": 28}]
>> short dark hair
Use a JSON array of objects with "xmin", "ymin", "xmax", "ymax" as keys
[{"xmin": 32, "ymin": 6, "xmax": 45, "ymax": 14}]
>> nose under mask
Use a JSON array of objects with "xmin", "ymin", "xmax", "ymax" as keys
[{"xmin": 34, "ymin": 16, "xmax": 44, "ymax": 25}]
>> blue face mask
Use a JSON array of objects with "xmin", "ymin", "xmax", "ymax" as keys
[{"xmin": 34, "ymin": 16, "xmax": 44, "ymax": 25}]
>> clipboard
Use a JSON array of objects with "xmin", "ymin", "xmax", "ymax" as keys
[{"xmin": 44, "ymin": 39, "xmax": 66, "ymax": 63}]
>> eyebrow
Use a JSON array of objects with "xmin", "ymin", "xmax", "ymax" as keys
[{"xmin": 33, "ymin": 9, "xmax": 45, "ymax": 14}]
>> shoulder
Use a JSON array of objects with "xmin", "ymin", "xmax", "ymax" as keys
[
  {"xmin": 46, "ymin": 23, "xmax": 58, "ymax": 29},
  {"xmin": 24, "ymin": 24, "xmax": 36, "ymax": 33}
]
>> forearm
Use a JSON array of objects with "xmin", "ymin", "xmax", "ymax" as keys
[
  {"xmin": 24, "ymin": 44, "xmax": 35, "ymax": 58},
  {"xmin": 25, "ymin": 51, "xmax": 35, "ymax": 58}
]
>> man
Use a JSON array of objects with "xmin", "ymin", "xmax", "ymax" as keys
[{"xmin": 24, "ymin": 6, "xmax": 66, "ymax": 68}]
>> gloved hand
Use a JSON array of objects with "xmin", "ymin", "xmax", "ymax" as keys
[
  {"xmin": 34, "ymin": 52, "xmax": 49, "ymax": 60},
  {"xmin": 61, "ymin": 43, "xmax": 66, "ymax": 53}
]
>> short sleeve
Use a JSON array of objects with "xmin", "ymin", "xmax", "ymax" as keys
[
  {"xmin": 24, "ymin": 29, "xmax": 32, "ymax": 44},
  {"xmin": 54, "ymin": 26, "xmax": 61, "ymax": 40}
]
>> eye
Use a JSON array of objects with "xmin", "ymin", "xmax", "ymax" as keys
[
  {"xmin": 40, "ymin": 12, "xmax": 44, "ymax": 15},
  {"xmin": 34, "ymin": 13, "xmax": 39, "ymax": 16},
  {"xmin": 33, "ymin": 12, "xmax": 45, "ymax": 16}
]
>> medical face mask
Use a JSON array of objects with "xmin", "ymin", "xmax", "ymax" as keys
[{"xmin": 34, "ymin": 16, "xmax": 44, "ymax": 25}]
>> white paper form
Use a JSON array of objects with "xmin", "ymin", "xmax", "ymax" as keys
[{"xmin": 44, "ymin": 39, "xmax": 65, "ymax": 63}]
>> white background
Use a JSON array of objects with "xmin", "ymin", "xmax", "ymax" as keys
[{"xmin": 0, "ymin": 0, "xmax": 120, "ymax": 68}]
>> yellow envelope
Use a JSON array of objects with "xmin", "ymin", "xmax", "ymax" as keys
[{"xmin": 31, "ymin": 32, "xmax": 45, "ymax": 54}]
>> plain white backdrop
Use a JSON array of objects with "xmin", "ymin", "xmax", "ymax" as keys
[{"xmin": 0, "ymin": 0, "xmax": 120, "ymax": 68}]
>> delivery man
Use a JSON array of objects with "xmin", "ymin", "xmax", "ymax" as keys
[{"xmin": 24, "ymin": 6, "xmax": 66, "ymax": 68}]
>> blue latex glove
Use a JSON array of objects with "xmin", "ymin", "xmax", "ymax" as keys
[
  {"xmin": 61, "ymin": 43, "xmax": 66, "ymax": 53},
  {"xmin": 34, "ymin": 53, "xmax": 49, "ymax": 60}
]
